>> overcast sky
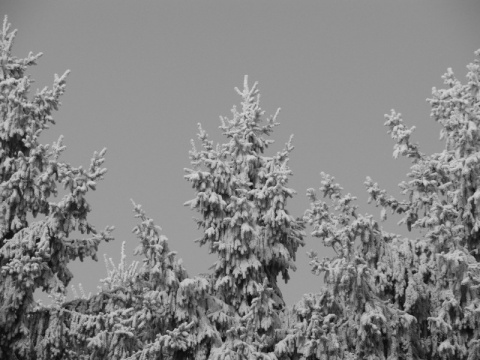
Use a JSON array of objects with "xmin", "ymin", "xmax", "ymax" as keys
[{"xmin": 3, "ymin": 1, "xmax": 480, "ymax": 306}]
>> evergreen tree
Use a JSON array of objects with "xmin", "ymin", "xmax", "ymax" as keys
[
  {"xmin": 0, "ymin": 16, "xmax": 114, "ymax": 359},
  {"xmin": 274, "ymin": 49, "xmax": 480, "ymax": 360},
  {"xmin": 184, "ymin": 75, "xmax": 305, "ymax": 356}
]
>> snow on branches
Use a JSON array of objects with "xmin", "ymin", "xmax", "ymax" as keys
[
  {"xmin": 184, "ymin": 75, "xmax": 305, "ymax": 353},
  {"xmin": 294, "ymin": 48, "xmax": 480, "ymax": 359},
  {"xmin": 5, "ymin": 14, "xmax": 480, "ymax": 360},
  {"xmin": 0, "ymin": 16, "xmax": 113, "ymax": 359}
]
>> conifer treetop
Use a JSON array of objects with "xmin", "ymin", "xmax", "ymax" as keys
[
  {"xmin": 0, "ymin": 16, "xmax": 113, "ymax": 358},
  {"xmin": 184, "ymin": 75, "xmax": 305, "ymax": 353}
]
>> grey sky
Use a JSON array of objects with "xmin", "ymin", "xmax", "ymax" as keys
[{"xmin": 3, "ymin": 1, "xmax": 480, "ymax": 305}]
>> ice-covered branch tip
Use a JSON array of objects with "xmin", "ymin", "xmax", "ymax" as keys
[
  {"xmin": 384, "ymin": 109, "xmax": 422, "ymax": 160},
  {"xmin": 235, "ymin": 75, "xmax": 259, "ymax": 98}
]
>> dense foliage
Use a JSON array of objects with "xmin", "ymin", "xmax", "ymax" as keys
[
  {"xmin": 2, "ymin": 16, "xmax": 480, "ymax": 360},
  {"xmin": 0, "ymin": 17, "xmax": 114, "ymax": 359}
]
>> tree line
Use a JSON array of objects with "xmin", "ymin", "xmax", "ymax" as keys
[{"xmin": 1, "ymin": 17, "xmax": 480, "ymax": 360}]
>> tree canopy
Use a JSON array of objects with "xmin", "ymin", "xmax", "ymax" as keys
[{"xmin": 1, "ymin": 16, "xmax": 480, "ymax": 360}]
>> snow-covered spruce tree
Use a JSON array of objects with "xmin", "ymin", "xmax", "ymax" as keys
[
  {"xmin": 56, "ymin": 201, "xmax": 214, "ymax": 360},
  {"xmin": 0, "ymin": 17, "xmax": 114, "ymax": 358},
  {"xmin": 274, "ymin": 50, "xmax": 480, "ymax": 360},
  {"xmin": 184, "ymin": 76, "xmax": 305, "ymax": 357},
  {"xmin": 20, "ymin": 198, "xmax": 215, "ymax": 360}
]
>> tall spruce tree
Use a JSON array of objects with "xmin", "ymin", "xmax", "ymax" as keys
[
  {"xmin": 184, "ymin": 76, "xmax": 306, "ymax": 357},
  {"xmin": 0, "ymin": 16, "xmax": 114, "ymax": 358}
]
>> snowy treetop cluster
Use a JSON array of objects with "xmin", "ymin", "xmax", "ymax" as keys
[{"xmin": 2, "ymin": 16, "xmax": 480, "ymax": 360}]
